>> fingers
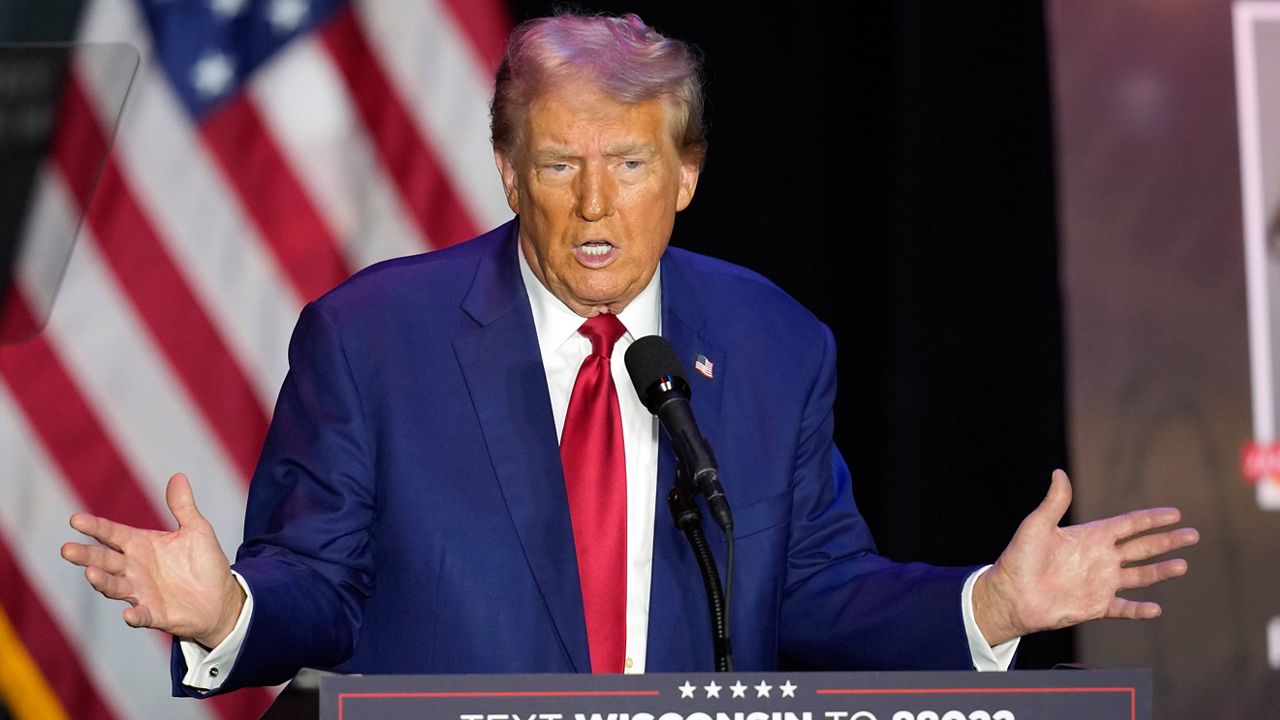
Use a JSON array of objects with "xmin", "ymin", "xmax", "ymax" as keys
[
  {"xmin": 122, "ymin": 605, "xmax": 154, "ymax": 630},
  {"xmin": 1117, "ymin": 527, "xmax": 1200, "ymax": 564},
  {"xmin": 1106, "ymin": 597, "xmax": 1163, "ymax": 620},
  {"xmin": 83, "ymin": 565, "xmax": 135, "ymax": 603},
  {"xmin": 165, "ymin": 473, "xmax": 206, "ymax": 530},
  {"xmin": 68, "ymin": 512, "xmax": 132, "ymax": 553},
  {"xmin": 1119, "ymin": 557, "xmax": 1188, "ymax": 590},
  {"xmin": 60, "ymin": 541, "xmax": 126, "ymax": 574},
  {"xmin": 1107, "ymin": 506, "xmax": 1184, "ymax": 540}
]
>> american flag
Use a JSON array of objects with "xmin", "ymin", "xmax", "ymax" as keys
[
  {"xmin": 0, "ymin": 0, "xmax": 510, "ymax": 717},
  {"xmin": 693, "ymin": 353, "xmax": 713, "ymax": 379}
]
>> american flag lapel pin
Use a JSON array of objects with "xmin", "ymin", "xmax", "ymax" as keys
[{"xmin": 693, "ymin": 353, "xmax": 714, "ymax": 379}]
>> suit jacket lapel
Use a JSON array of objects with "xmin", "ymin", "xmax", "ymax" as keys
[
  {"xmin": 453, "ymin": 222, "xmax": 590, "ymax": 672},
  {"xmin": 646, "ymin": 250, "xmax": 729, "ymax": 670}
]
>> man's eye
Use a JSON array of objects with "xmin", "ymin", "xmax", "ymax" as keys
[
  {"xmin": 622, "ymin": 160, "xmax": 644, "ymax": 170},
  {"xmin": 549, "ymin": 163, "xmax": 571, "ymax": 173}
]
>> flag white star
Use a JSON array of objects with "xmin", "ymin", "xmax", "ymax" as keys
[
  {"xmin": 704, "ymin": 681, "xmax": 721, "ymax": 698},
  {"xmin": 191, "ymin": 52, "xmax": 235, "ymax": 99},
  {"xmin": 754, "ymin": 680, "xmax": 773, "ymax": 698},
  {"xmin": 780, "ymin": 680, "xmax": 797, "ymax": 698},
  {"xmin": 678, "ymin": 681, "xmax": 696, "ymax": 699},
  {"xmin": 209, "ymin": 0, "xmax": 248, "ymax": 19},
  {"xmin": 267, "ymin": 0, "xmax": 309, "ymax": 33},
  {"xmin": 729, "ymin": 681, "xmax": 747, "ymax": 698}
]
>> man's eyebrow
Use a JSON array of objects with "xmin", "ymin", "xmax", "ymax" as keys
[
  {"xmin": 531, "ymin": 148, "xmax": 576, "ymax": 162},
  {"xmin": 604, "ymin": 142, "xmax": 657, "ymax": 157}
]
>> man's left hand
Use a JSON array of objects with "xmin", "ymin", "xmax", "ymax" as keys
[{"xmin": 972, "ymin": 469, "xmax": 1200, "ymax": 646}]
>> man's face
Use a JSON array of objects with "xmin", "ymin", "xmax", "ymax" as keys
[{"xmin": 496, "ymin": 80, "xmax": 700, "ymax": 317}]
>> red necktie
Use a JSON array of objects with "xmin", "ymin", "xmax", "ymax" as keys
[{"xmin": 560, "ymin": 313, "xmax": 627, "ymax": 674}]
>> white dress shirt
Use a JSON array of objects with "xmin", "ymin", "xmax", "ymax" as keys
[{"xmin": 182, "ymin": 241, "xmax": 1015, "ymax": 689}]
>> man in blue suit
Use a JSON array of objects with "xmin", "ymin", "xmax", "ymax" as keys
[{"xmin": 61, "ymin": 12, "xmax": 1198, "ymax": 694}]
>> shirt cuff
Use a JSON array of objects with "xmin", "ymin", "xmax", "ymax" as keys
[
  {"xmin": 179, "ymin": 570, "xmax": 253, "ymax": 691},
  {"xmin": 962, "ymin": 565, "xmax": 1019, "ymax": 671}
]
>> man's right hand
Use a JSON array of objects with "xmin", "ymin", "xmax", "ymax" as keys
[{"xmin": 60, "ymin": 472, "xmax": 245, "ymax": 649}]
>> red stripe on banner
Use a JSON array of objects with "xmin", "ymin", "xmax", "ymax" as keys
[
  {"xmin": 199, "ymin": 93, "xmax": 351, "ymax": 300},
  {"xmin": 51, "ymin": 79, "xmax": 270, "ymax": 480},
  {"xmin": 320, "ymin": 6, "xmax": 481, "ymax": 249},
  {"xmin": 440, "ymin": 0, "xmax": 511, "ymax": 73},
  {"xmin": 0, "ymin": 529, "xmax": 119, "ymax": 720}
]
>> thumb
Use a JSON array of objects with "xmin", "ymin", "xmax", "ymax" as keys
[
  {"xmin": 165, "ymin": 473, "xmax": 205, "ymax": 530},
  {"xmin": 1028, "ymin": 468, "xmax": 1072, "ymax": 528}
]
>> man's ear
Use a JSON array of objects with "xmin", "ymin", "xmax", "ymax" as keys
[
  {"xmin": 495, "ymin": 150, "xmax": 520, "ymax": 214},
  {"xmin": 675, "ymin": 158, "xmax": 700, "ymax": 212}
]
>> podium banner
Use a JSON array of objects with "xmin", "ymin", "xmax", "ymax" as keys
[{"xmin": 320, "ymin": 669, "xmax": 1151, "ymax": 720}]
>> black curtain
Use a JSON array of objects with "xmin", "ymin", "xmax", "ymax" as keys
[{"xmin": 507, "ymin": 1, "xmax": 1073, "ymax": 667}]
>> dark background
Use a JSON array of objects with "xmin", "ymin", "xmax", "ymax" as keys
[
  {"xmin": 4, "ymin": 0, "xmax": 1072, "ymax": 668},
  {"xmin": 507, "ymin": 2, "xmax": 1072, "ymax": 666}
]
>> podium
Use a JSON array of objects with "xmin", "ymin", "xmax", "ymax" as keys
[{"xmin": 261, "ymin": 668, "xmax": 1151, "ymax": 720}]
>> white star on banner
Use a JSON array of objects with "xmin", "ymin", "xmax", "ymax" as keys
[
  {"xmin": 704, "ymin": 681, "xmax": 721, "ymax": 698},
  {"xmin": 267, "ymin": 0, "xmax": 309, "ymax": 33},
  {"xmin": 209, "ymin": 0, "xmax": 247, "ymax": 19},
  {"xmin": 678, "ymin": 681, "xmax": 696, "ymax": 699},
  {"xmin": 780, "ymin": 680, "xmax": 797, "ymax": 698},
  {"xmin": 754, "ymin": 680, "xmax": 773, "ymax": 698},
  {"xmin": 729, "ymin": 681, "xmax": 747, "ymax": 698},
  {"xmin": 191, "ymin": 52, "xmax": 235, "ymax": 98}
]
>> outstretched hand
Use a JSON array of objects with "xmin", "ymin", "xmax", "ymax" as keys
[
  {"xmin": 972, "ymin": 469, "xmax": 1200, "ymax": 646},
  {"xmin": 60, "ymin": 473, "xmax": 245, "ymax": 648}
]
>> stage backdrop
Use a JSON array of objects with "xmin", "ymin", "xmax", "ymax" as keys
[{"xmin": 1050, "ymin": 0, "xmax": 1280, "ymax": 716}]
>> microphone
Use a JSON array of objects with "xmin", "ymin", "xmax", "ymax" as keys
[{"xmin": 624, "ymin": 336, "xmax": 733, "ymax": 532}]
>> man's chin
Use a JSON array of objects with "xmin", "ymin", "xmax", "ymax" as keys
[{"xmin": 562, "ymin": 291, "xmax": 633, "ymax": 318}]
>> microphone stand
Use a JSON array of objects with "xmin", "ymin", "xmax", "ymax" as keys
[{"xmin": 667, "ymin": 469, "xmax": 734, "ymax": 672}]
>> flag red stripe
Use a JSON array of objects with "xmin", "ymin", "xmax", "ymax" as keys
[
  {"xmin": 199, "ymin": 94, "xmax": 352, "ymax": 300},
  {"xmin": 441, "ymin": 0, "xmax": 511, "ymax": 74},
  {"xmin": 0, "ymin": 286, "xmax": 42, "ymax": 341},
  {"xmin": 52, "ymin": 79, "xmax": 270, "ymax": 480},
  {"xmin": 0, "ymin": 298, "xmax": 167, "ymax": 531},
  {"xmin": 0, "ymin": 528, "xmax": 119, "ymax": 720},
  {"xmin": 320, "ymin": 6, "xmax": 481, "ymax": 249}
]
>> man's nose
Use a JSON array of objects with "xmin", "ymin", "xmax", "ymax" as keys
[{"xmin": 576, "ymin": 165, "xmax": 614, "ymax": 222}]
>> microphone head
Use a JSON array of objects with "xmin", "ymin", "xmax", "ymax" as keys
[{"xmin": 624, "ymin": 335, "xmax": 690, "ymax": 414}]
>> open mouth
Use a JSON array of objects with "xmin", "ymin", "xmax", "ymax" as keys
[
  {"xmin": 580, "ymin": 242, "xmax": 614, "ymax": 256},
  {"xmin": 575, "ymin": 241, "xmax": 619, "ymax": 266}
]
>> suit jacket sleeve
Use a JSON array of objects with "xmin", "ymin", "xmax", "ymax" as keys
[
  {"xmin": 777, "ymin": 325, "xmax": 975, "ymax": 670},
  {"xmin": 171, "ymin": 300, "xmax": 375, "ymax": 696}
]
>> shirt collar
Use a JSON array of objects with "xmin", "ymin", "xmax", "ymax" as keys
[{"xmin": 517, "ymin": 240, "xmax": 662, "ymax": 349}]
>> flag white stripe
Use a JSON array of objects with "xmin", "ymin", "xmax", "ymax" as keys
[
  {"xmin": 76, "ymin": 0, "xmax": 300, "ymax": 410},
  {"xmin": 28, "ymin": 169, "xmax": 248, "ymax": 555},
  {"xmin": 353, "ymin": 0, "xmax": 511, "ymax": 230},
  {"xmin": 0, "ymin": 386, "xmax": 218, "ymax": 720},
  {"xmin": 249, "ymin": 35, "xmax": 430, "ymax": 272}
]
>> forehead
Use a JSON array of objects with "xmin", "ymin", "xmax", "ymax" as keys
[{"xmin": 522, "ymin": 81, "xmax": 676, "ymax": 153}]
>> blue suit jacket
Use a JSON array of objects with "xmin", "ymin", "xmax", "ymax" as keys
[{"xmin": 173, "ymin": 220, "xmax": 974, "ymax": 695}]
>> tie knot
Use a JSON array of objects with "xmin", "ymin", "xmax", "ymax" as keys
[{"xmin": 578, "ymin": 314, "xmax": 627, "ymax": 358}]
